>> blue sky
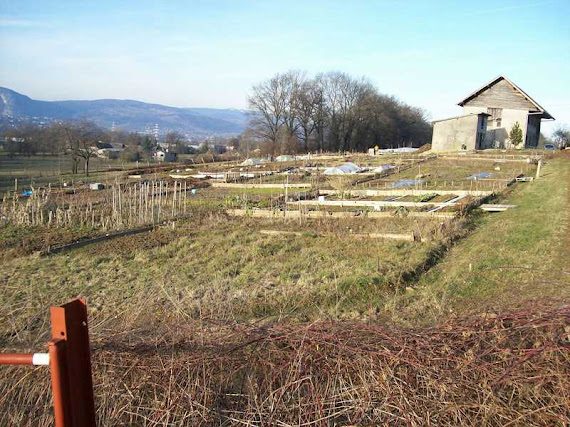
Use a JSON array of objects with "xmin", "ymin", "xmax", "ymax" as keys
[{"xmin": 1, "ymin": 0, "xmax": 569, "ymax": 134}]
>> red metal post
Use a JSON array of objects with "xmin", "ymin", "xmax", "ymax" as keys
[
  {"xmin": 0, "ymin": 353, "xmax": 34, "ymax": 365},
  {"xmin": 50, "ymin": 298, "xmax": 96, "ymax": 427},
  {"xmin": 49, "ymin": 338, "xmax": 71, "ymax": 427}
]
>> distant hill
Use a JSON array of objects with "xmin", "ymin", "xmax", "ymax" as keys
[{"xmin": 0, "ymin": 87, "xmax": 249, "ymax": 137}]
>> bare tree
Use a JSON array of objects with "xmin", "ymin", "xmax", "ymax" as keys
[
  {"xmin": 59, "ymin": 121, "xmax": 103, "ymax": 175},
  {"xmin": 247, "ymin": 69, "xmax": 433, "ymax": 154},
  {"xmin": 248, "ymin": 73, "xmax": 290, "ymax": 156},
  {"xmin": 164, "ymin": 131, "xmax": 186, "ymax": 153},
  {"xmin": 552, "ymin": 127, "xmax": 569, "ymax": 149},
  {"xmin": 295, "ymin": 79, "xmax": 320, "ymax": 152},
  {"xmin": 281, "ymin": 70, "xmax": 304, "ymax": 138}
]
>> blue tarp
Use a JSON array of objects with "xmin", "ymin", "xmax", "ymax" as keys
[
  {"xmin": 389, "ymin": 179, "xmax": 422, "ymax": 188},
  {"xmin": 467, "ymin": 172, "xmax": 492, "ymax": 180}
]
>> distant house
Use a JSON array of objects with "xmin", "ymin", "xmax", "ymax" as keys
[
  {"xmin": 96, "ymin": 142, "xmax": 125, "ymax": 159},
  {"xmin": 211, "ymin": 144, "xmax": 227, "ymax": 155},
  {"xmin": 432, "ymin": 76, "xmax": 554, "ymax": 152},
  {"xmin": 110, "ymin": 142, "xmax": 126, "ymax": 150},
  {"xmin": 96, "ymin": 142, "xmax": 113, "ymax": 149},
  {"xmin": 154, "ymin": 150, "xmax": 177, "ymax": 162},
  {"xmin": 97, "ymin": 148, "xmax": 122, "ymax": 159}
]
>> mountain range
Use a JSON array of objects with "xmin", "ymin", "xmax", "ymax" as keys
[{"xmin": 0, "ymin": 87, "xmax": 249, "ymax": 137}]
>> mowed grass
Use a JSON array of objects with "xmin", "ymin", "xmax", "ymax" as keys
[
  {"xmin": 388, "ymin": 153, "xmax": 570, "ymax": 324},
  {"xmin": 0, "ymin": 216, "xmax": 438, "ymax": 346}
]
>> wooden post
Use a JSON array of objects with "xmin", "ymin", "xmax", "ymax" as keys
[
  {"xmin": 285, "ymin": 175, "xmax": 289, "ymax": 217},
  {"xmin": 536, "ymin": 159, "xmax": 542, "ymax": 179}
]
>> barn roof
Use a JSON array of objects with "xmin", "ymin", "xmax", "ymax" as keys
[{"xmin": 457, "ymin": 75, "xmax": 554, "ymax": 120}]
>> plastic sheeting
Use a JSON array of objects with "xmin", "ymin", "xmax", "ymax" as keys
[
  {"xmin": 389, "ymin": 179, "xmax": 422, "ymax": 188},
  {"xmin": 323, "ymin": 162, "xmax": 361, "ymax": 175},
  {"xmin": 377, "ymin": 147, "xmax": 419, "ymax": 154},
  {"xmin": 467, "ymin": 172, "xmax": 492, "ymax": 180},
  {"xmin": 275, "ymin": 155, "xmax": 295, "ymax": 162},
  {"xmin": 372, "ymin": 164, "xmax": 396, "ymax": 173},
  {"xmin": 240, "ymin": 158, "xmax": 262, "ymax": 166}
]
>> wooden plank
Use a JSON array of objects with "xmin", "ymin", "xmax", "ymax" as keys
[
  {"xmin": 226, "ymin": 208, "xmax": 456, "ymax": 219},
  {"xmin": 428, "ymin": 195, "xmax": 466, "ymax": 213},
  {"xmin": 438, "ymin": 155, "xmax": 535, "ymax": 163},
  {"xmin": 213, "ymin": 182, "xmax": 312, "ymax": 189},
  {"xmin": 321, "ymin": 189, "xmax": 493, "ymax": 197},
  {"xmin": 479, "ymin": 204, "xmax": 516, "ymax": 212},
  {"xmin": 260, "ymin": 229, "xmax": 418, "ymax": 242},
  {"xmin": 290, "ymin": 199, "xmax": 458, "ymax": 208}
]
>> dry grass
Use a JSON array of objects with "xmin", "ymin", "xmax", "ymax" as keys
[
  {"xmin": 0, "ymin": 214, "xmax": 443, "ymax": 345},
  {"xmin": 1, "ymin": 300, "xmax": 568, "ymax": 426},
  {"xmin": 0, "ymin": 151, "xmax": 567, "ymax": 426}
]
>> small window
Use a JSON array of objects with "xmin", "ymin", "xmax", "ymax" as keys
[
  {"xmin": 487, "ymin": 108, "xmax": 502, "ymax": 120},
  {"xmin": 496, "ymin": 118, "xmax": 502, "ymax": 127}
]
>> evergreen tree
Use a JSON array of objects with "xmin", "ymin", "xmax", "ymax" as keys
[{"xmin": 509, "ymin": 122, "xmax": 523, "ymax": 147}]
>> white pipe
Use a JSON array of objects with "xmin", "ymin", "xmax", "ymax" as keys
[{"xmin": 32, "ymin": 353, "xmax": 50, "ymax": 366}]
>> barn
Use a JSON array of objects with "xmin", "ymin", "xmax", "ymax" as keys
[{"xmin": 432, "ymin": 76, "xmax": 554, "ymax": 152}]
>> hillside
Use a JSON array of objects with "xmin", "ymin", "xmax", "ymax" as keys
[{"xmin": 0, "ymin": 87, "xmax": 248, "ymax": 137}]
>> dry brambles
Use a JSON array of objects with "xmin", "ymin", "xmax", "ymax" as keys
[{"xmin": 1, "ymin": 300, "xmax": 568, "ymax": 426}]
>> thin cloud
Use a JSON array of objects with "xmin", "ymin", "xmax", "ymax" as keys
[
  {"xmin": 0, "ymin": 17, "xmax": 52, "ymax": 28},
  {"xmin": 459, "ymin": 0, "xmax": 558, "ymax": 17}
]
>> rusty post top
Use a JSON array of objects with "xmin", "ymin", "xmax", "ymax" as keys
[{"xmin": 50, "ymin": 297, "xmax": 96, "ymax": 427}]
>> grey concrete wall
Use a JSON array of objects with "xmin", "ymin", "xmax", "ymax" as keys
[
  {"xmin": 464, "ymin": 106, "xmax": 529, "ymax": 149},
  {"xmin": 431, "ymin": 115, "xmax": 481, "ymax": 152}
]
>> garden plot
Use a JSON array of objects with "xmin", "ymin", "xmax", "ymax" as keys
[
  {"xmin": 248, "ymin": 215, "xmax": 448, "ymax": 242},
  {"xmin": 354, "ymin": 157, "xmax": 536, "ymax": 192},
  {"xmin": 188, "ymin": 186, "xmax": 314, "ymax": 209}
]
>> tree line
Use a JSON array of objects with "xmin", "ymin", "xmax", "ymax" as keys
[
  {"xmin": 0, "ymin": 121, "xmax": 184, "ymax": 175},
  {"xmin": 245, "ymin": 70, "xmax": 433, "ymax": 156}
]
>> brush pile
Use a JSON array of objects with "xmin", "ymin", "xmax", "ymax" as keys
[{"xmin": 1, "ymin": 301, "xmax": 568, "ymax": 426}]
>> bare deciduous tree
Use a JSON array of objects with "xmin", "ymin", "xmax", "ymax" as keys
[
  {"xmin": 247, "ymin": 69, "xmax": 432, "ymax": 155},
  {"xmin": 59, "ymin": 121, "xmax": 102, "ymax": 175},
  {"xmin": 248, "ymin": 73, "xmax": 291, "ymax": 156}
]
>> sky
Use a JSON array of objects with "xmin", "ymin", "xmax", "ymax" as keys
[{"xmin": 0, "ymin": 0, "xmax": 569, "ymax": 134}]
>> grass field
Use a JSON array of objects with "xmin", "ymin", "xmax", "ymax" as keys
[
  {"xmin": 0, "ymin": 150, "xmax": 568, "ymax": 425},
  {"xmin": 388, "ymin": 153, "xmax": 570, "ymax": 324},
  {"xmin": 0, "ymin": 215, "xmax": 444, "ymax": 346},
  {"xmin": 0, "ymin": 153, "xmax": 144, "ymax": 193}
]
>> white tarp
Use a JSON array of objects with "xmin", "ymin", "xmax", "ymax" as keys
[
  {"xmin": 240, "ymin": 158, "xmax": 262, "ymax": 166},
  {"xmin": 323, "ymin": 162, "xmax": 361, "ymax": 175},
  {"xmin": 275, "ymin": 155, "xmax": 295, "ymax": 162},
  {"xmin": 377, "ymin": 147, "xmax": 418, "ymax": 154},
  {"xmin": 371, "ymin": 164, "xmax": 396, "ymax": 173}
]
